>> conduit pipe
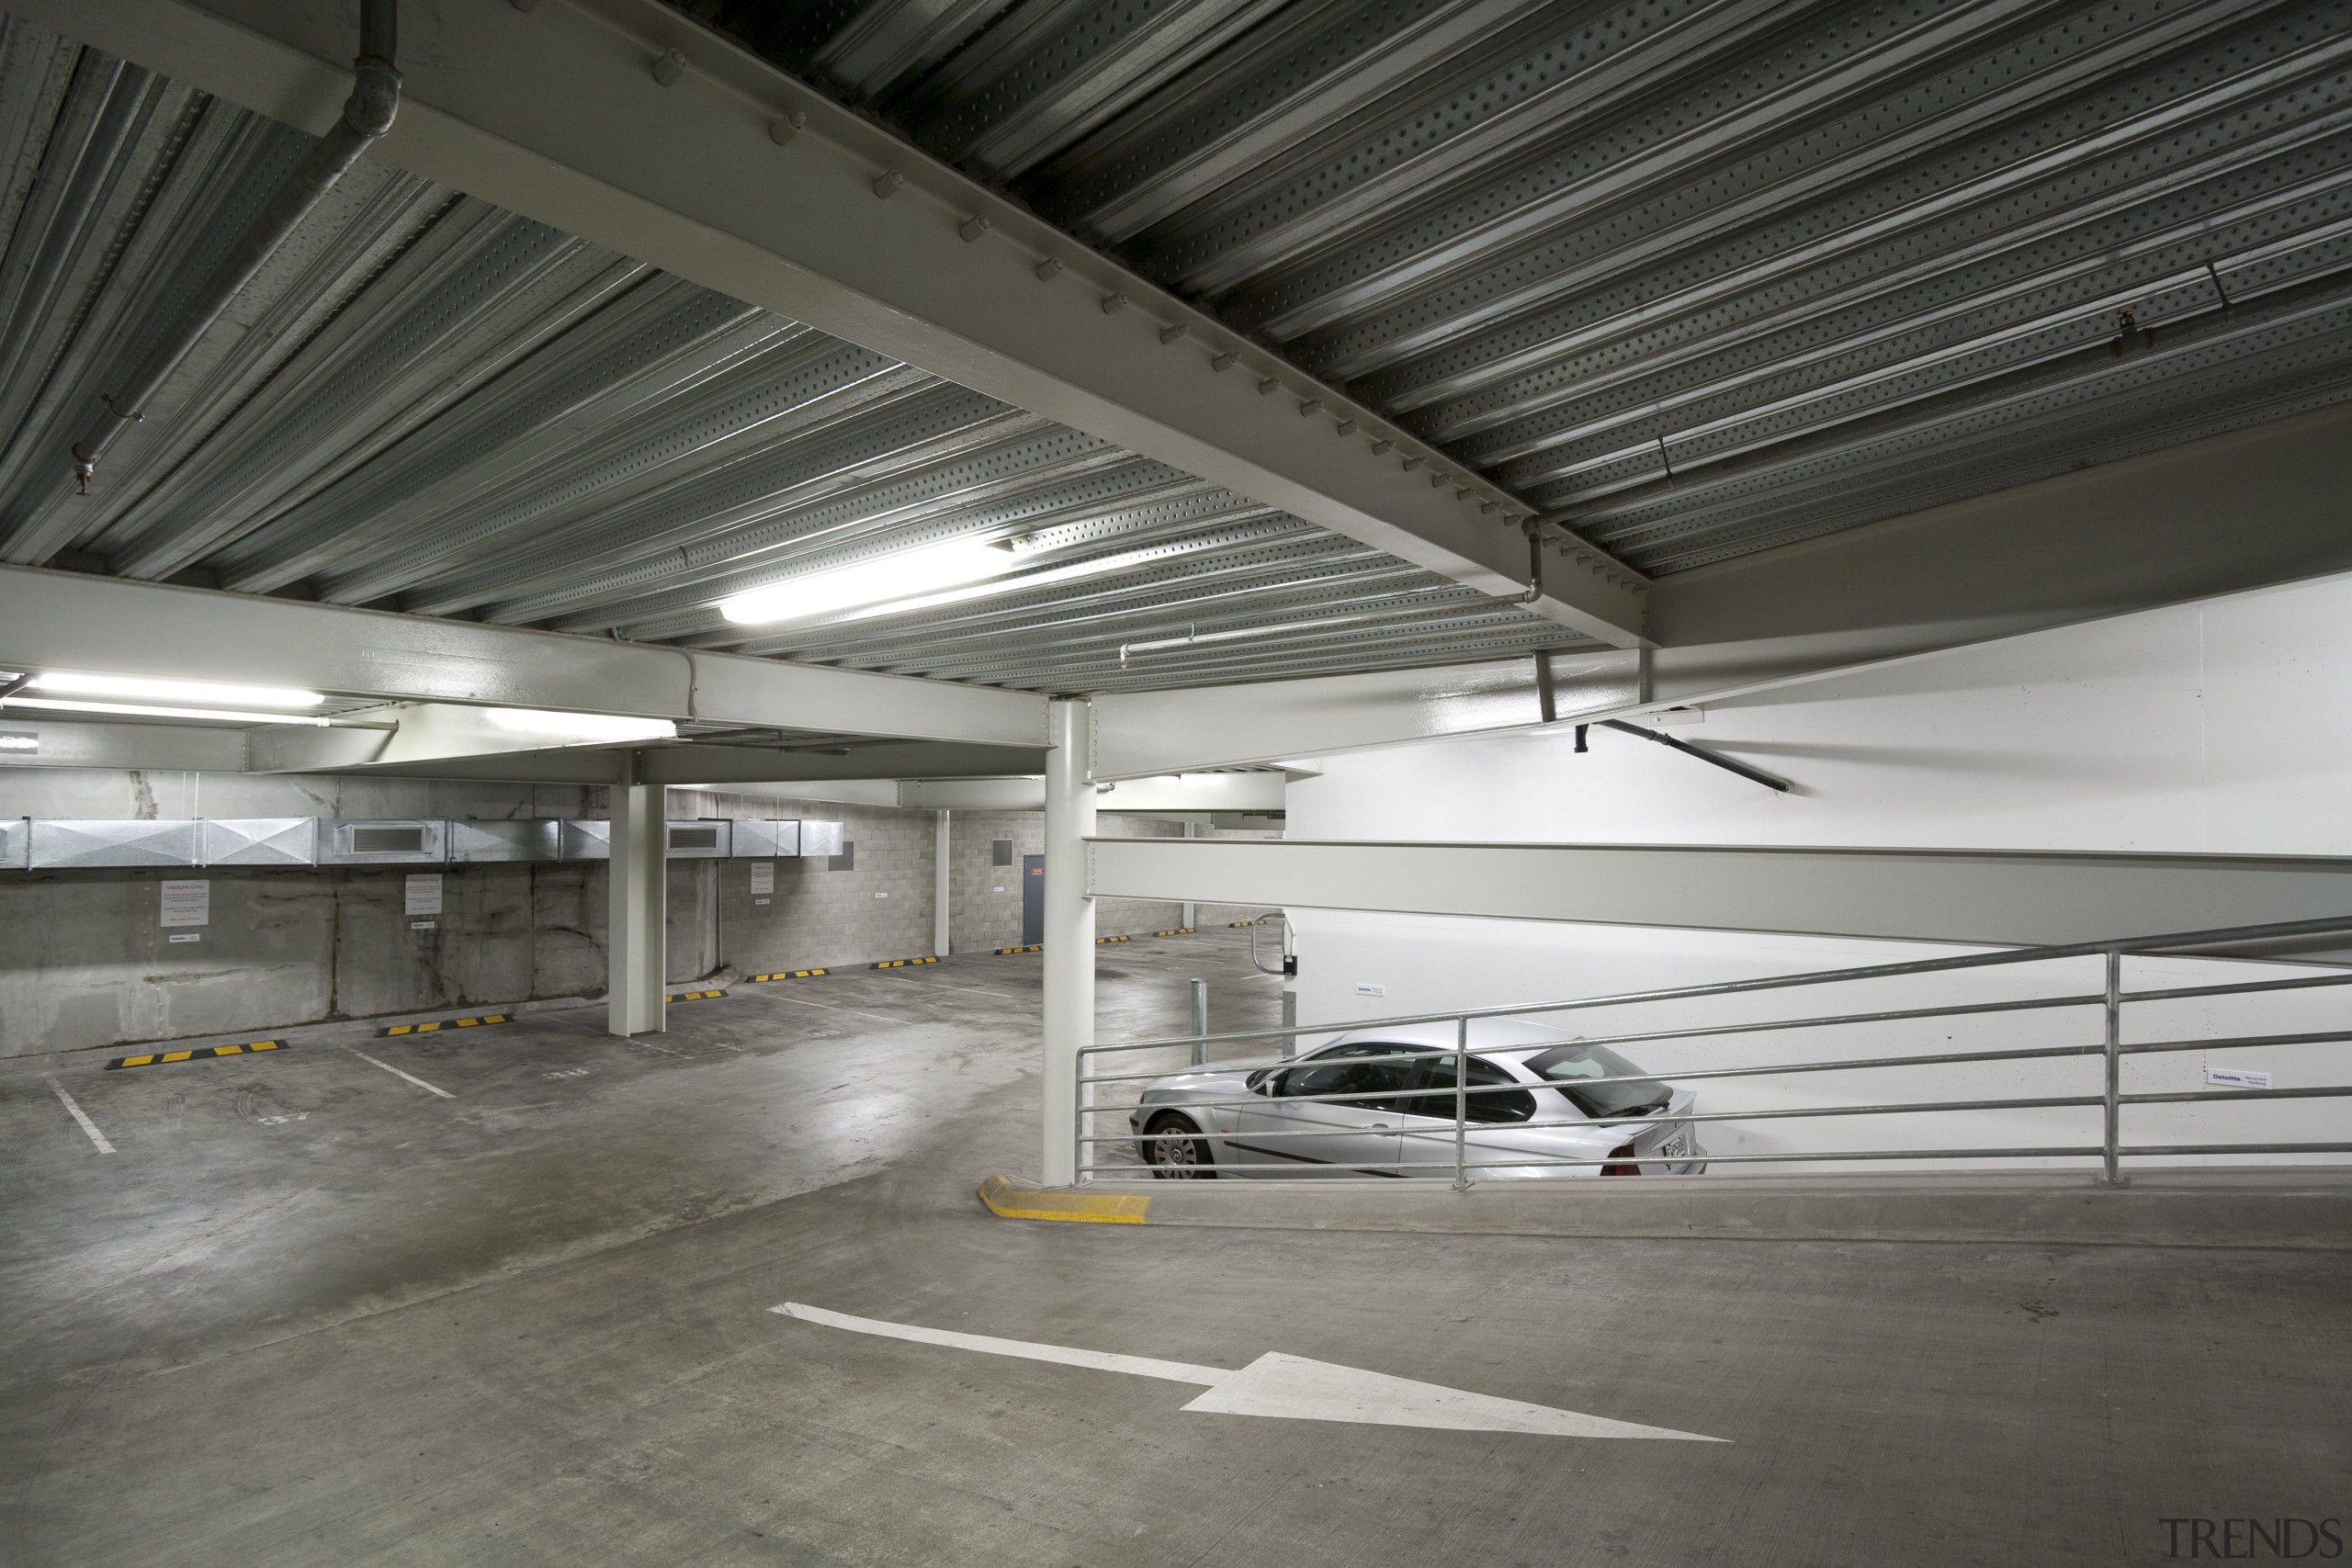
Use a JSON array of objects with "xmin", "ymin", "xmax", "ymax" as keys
[{"xmin": 70, "ymin": 0, "xmax": 401, "ymax": 492}]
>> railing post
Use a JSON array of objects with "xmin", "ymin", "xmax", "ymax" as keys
[
  {"xmin": 1453, "ymin": 1015, "xmax": 1469, "ymax": 1190},
  {"xmin": 1190, "ymin": 978, "xmax": 1208, "ymax": 1065},
  {"xmin": 2101, "ymin": 949, "xmax": 2126, "ymax": 1187}
]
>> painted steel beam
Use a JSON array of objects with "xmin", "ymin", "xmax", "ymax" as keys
[
  {"xmin": 323, "ymin": 739, "xmax": 1050, "ymax": 786},
  {"xmin": 1086, "ymin": 837, "xmax": 2352, "ymax": 958},
  {"xmin": 0, "ymin": 567, "xmax": 1047, "ymax": 747},
  {"xmin": 28, "ymin": 0, "xmax": 1649, "ymax": 648},
  {"xmin": 899, "ymin": 772, "xmax": 1284, "ymax": 812},
  {"xmin": 1090, "ymin": 652, "xmax": 1637, "ymax": 778},
  {"xmin": 0, "ymin": 716, "xmax": 250, "ymax": 773}
]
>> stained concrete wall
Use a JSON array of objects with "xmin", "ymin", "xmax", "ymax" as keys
[{"xmin": 0, "ymin": 770, "xmax": 1213, "ymax": 1055}]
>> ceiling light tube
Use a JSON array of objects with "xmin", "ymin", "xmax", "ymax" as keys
[
  {"xmin": 718, "ymin": 538, "xmax": 1019, "ymax": 626},
  {"xmin": 28, "ymin": 671, "xmax": 327, "ymax": 707},
  {"xmin": 1, "ymin": 697, "xmax": 333, "ymax": 726}
]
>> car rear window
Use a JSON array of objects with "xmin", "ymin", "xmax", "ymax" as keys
[{"xmin": 1520, "ymin": 1043, "xmax": 1670, "ymax": 1118}]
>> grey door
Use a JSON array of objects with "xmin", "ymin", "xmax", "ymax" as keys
[
  {"xmin": 1021, "ymin": 854, "xmax": 1045, "ymax": 945},
  {"xmin": 1228, "ymin": 1043, "xmax": 1424, "ymax": 1177}
]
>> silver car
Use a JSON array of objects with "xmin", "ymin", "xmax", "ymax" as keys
[{"xmin": 1126, "ymin": 1018, "xmax": 1705, "ymax": 1179}]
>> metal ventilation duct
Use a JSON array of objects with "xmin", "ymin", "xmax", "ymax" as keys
[
  {"xmin": 200, "ymin": 818, "xmax": 318, "ymax": 866},
  {"xmin": 28, "ymin": 818, "xmax": 203, "ymax": 868}
]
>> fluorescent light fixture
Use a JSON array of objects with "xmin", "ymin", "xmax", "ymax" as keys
[
  {"xmin": 481, "ymin": 708, "xmax": 676, "ymax": 743},
  {"xmin": 718, "ymin": 539, "xmax": 1017, "ymax": 626},
  {"xmin": 3, "ymin": 697, "xmax": 332, "ymax": 726},
  {"xmin": 30, "ymin": 671, "xmax": 326, "ymax": 708}
]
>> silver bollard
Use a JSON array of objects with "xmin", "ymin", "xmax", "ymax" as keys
[{"xmin": 1189, "ymin": 977, "xmax": 1208, "ymax": 1064}]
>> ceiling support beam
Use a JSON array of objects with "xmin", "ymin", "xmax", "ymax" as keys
[
  {"xmin": 28, "ymin": 0, "xmax": 1647, "ymax": 647},
  {"xmin": 1087, "ymin": 837, "xmax": 2352, "ymax": 959},
  {"xmin": 0, "ymin": 567, "xmax": 1047, "ymax": 747}
]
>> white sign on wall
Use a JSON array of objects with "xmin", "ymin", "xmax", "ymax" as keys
[
  {"xmin": 160, "ymin": 879, "xmax": 209, "ymax": 928},
  {"xmin": 750, "ymin": 862, "xmax": 775, "ymax": 896},
  {"xmin": 405, "ymin": 874, "xmax": 444, "ymax": 917}
]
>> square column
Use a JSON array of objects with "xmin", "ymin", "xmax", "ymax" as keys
[
  {"xmin": 933, "ymin": 808, "xmax": 952, "ymax": 957},
  {"xmin": 1040, "ymin": 698, "xmax": 1095, "ymax": 1184},
  {"xmin": 607, "ymin": 751, "xmax": 666, "ymax": 1037}
]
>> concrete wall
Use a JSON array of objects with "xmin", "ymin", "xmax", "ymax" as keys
[
  {"xmin": 0, "ymin": 769, "xmax": 1217, "ymax": 1055},
  {"xmin": 1282, "ymin": 571, "xmax": 2352, "ymax": 1169}
]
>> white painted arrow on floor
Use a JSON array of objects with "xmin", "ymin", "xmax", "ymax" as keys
[{"xmin": 772, "ymin": 1303, "xmax": 1724, "ymax": 1441}]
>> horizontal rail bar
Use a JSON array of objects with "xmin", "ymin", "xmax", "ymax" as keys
[
  {"xmin": 2120, "ymin": 972, "xmax": 2352, "ymax": 1003},
  {"xmin": 1080, "ymin": 1145, "xmax": 2109, "ymax": 1175},
  {"xmin": 1080, "ymin": 1040, "xmax": 2107, "ymax": 1093},
  {"xmin": 1080, "ymin": 1028, "xmax": 2352, "ymax": 1102},
  {"xmin": 2122, "ymin": 1085, "xmax": 2352, "ymax": 1106},
  {"xmin": 1083, "ymin": 912, "xmax": 2352, "ymax": 1057},
  {"xmin": 1093, "ymin": 1082, "xmax": 2352, "ymax": 1145}
]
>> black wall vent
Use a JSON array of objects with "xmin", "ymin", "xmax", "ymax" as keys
[
  {"xmin": 668, "ymin": 825, "xmax": 721, "ymax": 851},
  {"xmin": 350, "ymin": 826, "xmax": 425, "ymax": 854},
  {"xmin": 990, "ymin": 838, "xmax": 1014, "ymax": 867}
]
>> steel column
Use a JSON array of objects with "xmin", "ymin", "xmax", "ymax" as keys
[
  {"xmin": 606, "ymin": 750, "xmax": 666, "ymax": 1038},
  {"xmin": 933, "ymin": 808, "xmax": 951, "ymax": 958},
  {"xmin": 1041, "ymin": 697, "xmax": 1095, "ymax": 1185}
]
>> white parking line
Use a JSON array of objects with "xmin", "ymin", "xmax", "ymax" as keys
[
  {"xmin": 45, "ymin": 1077, "xmax": 115, "ymax": 1154},
  {"xmin": 757, "ymin": 991, "xmax": 914, "ymax": 1027},
  {"xmin": 344, "ymin": 1047, "xmax": 456, "ymax": 1099}
]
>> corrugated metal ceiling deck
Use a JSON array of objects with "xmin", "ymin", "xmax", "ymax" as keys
[
  {"xmin": 677, "ymin": 0, "xmax": 2352, "ymax": 575},
  {"xmin": 0, "ymin": 13, "xmax": 1580, "ymax": 696}
]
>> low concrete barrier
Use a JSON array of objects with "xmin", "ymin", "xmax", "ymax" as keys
[{"xmin": 977, "ymin": 1168, "xmax": 2352, "ymax": 1249}]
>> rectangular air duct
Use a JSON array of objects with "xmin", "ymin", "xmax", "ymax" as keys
[
  {"xmin": 0, "ymin": 818, "xmax": 27, "ymax": 870},
  {"xmin": 730, "ymin": 818, "xmax": 801, "ymax": 857},
  {"xmin": 560, "ymin": 819, "xmax": 610, "ymax": 862},
  {"xmin": 321, "ymin": 819, "xmax": 447, "ymax": 864},
  {"xmin": 201, "ymin": 818, "xmax": 318, "ymax": 866},
  {"xmin": 28, "ymin": 818, "xmax": 205, "ymax": 869},
  {"xmin": 448, "ymin": 819, "xmax": 560, "ymax": 863},
  {"xmin": 799, "ymin": 819, "xmax": 844, "ymax": 859},
  {"xmin": 665, "ymin": 820, "xmax": 730, "ymax": 858}
]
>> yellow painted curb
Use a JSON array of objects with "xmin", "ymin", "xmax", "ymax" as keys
[{"xmin": 978, "ymin": 1174, "xmax": 1149, "ymax": 1224}]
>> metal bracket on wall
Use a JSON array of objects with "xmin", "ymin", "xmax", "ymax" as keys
[{"xmin": 1575, "ymin": 719, "xmax": 1792, "ymax": 794}]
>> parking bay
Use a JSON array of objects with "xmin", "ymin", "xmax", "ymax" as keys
[{"xmin": 3, "ymin": 927, "xmax": 2346, "ymax": 1567}]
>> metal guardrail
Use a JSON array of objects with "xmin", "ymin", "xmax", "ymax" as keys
[{"xmin": 1074, "ymin": 914, "xmax": 2352, "ymax": 1186}]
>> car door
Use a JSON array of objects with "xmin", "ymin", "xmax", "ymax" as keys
[
  {"xmin": 1227, "ymin": 1043, "xmax": 1424, "ymax": 1177},
  {"xmin": 1393, "ymin": 1052, "xmax": 1541, "ymax": 1178}
]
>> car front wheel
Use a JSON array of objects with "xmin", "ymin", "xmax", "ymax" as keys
[{"xmin": 1141, "ymin": 1111, "xmax": 1216, "ymax": 1179}]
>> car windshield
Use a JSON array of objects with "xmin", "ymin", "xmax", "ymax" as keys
[{"xmin": 1519, "ymin": 1043, "xmax": 1670, "ymax": 1118}]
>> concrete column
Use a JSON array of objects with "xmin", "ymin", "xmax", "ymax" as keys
[
  {"xmin": 1181, "ymin": 819, "xmax": 1197, "ymax": 929},
  {"xmin": 933, "ymin": 808, "xmax": 951, "ymax": 957},
  {"xmin": 1040, "ymin": 697, "xmax": 1095, "ymax": 1185},
  {"xmin": 606, "ymin": 751, "xmax": 666, "ymax": 1037}
]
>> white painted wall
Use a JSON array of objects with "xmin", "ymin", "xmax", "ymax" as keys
[{"xmin": 1282, "ymin": 574, "xmax": 2352, "ymax": 1172}]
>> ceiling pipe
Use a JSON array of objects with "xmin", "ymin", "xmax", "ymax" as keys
[{"xmin": 70, "ymin": 0, "xmax": 401, "ymax": 494}]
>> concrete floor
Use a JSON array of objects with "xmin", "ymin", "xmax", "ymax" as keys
[{"xmin": 3, "ymin": 928, "xmax": 2345, "ymax": 1567}]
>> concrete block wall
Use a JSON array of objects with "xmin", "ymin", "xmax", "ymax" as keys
[
  {"xmin": 700, "ymin": 796, "xmax": 939, "ymax": 973},
  {"xmin": 0, "ymin": 765, "xmax": 1232, "ymax": 1055},
  {"xmin": 946, "ymin": 809, "xmax": 1043, "ymax": 953}
]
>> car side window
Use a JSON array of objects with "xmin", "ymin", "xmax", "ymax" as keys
[
  {"xmin": 1404, "ymin": 1054, "xmax": 1535, "ymax": 1122},
  {"xmin": 1282, "ymin": 1043, "xmax": 1426, "ymax": 1110}
]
